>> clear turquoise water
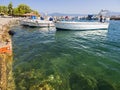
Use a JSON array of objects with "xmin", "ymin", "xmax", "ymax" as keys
[{"xmin": 12, "ymin": 20, "xmax": 120, "ymax": 90}]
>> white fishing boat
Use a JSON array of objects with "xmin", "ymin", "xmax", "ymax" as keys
[
  {"xmin": 55, "ymin": 21, "xmax": 109, "ymax": 30},
  {"xmin": 20, "ymin": 19, "xmax": 55, "ymax": 27},
  {"xmin": 55, "ymin": 10, "xmax": 110, "ymax": 30}
]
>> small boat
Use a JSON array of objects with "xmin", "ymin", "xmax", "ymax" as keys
[
  {"xmin": 55, "ymin": 21, "xmax": 109, "ymax": 30},
  {"xmin": 55, "ymin": 10, "xmax": 110, "ymax": 30},
  {"xmin": 20, "ymin": 19, "xmax": 55, "ymax": 27}
]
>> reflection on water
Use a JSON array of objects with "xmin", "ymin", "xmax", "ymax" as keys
[
  {"xmin": 74, "ymin": 30, "xmax": 107, "ymax": 41},
  {"xmin": 12, "ymin": 21, "xmax": 120, "ymax": 90},
  {"xmin": 19, "ymin": 26, "xmax": 56, "ymax": 34},
  {"xmin": 107, "ymin": 21, "xmax": 120, "ymax": 43}
]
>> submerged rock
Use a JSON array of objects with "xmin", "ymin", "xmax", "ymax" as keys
[
  {"xmin": 29, "ymin": 83, "xmax": 54, "ymax": 90},
  {"xmin": 69, "ymin": 72, "xmax": 116, "ymax": 90},
  {"xmin": 69, "ymin": 73, "xmax": 98, "ymax": 90},
  {"xmin": 97, "ymin": 79, "xmax": 115, "ymax": 90}
]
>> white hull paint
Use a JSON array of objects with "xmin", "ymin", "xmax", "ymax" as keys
[
  {"xmin": 20, "ymin": 19, "xmax": 55, "ymax": 27},
  {"xmin": 55, "ymin": 21, "xmax": 109, "ymax": 30}
]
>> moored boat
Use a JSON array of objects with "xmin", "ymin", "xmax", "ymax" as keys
[
  {"xmin": 55, "ymin": 10, "xmax": 110, "ymax": 30},
  {"xmin": 20, "ymin": 19, "xmax": 55, "ymax": 27},
  {"xmin": 55, "ymin": 21, "xmax": 109, "ymax": 30}
]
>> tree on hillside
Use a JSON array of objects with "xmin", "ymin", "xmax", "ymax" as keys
[
  {"xmin": 0, "ymin": 6, "xmax": 8, "ymax": 15},
  {"xmin": 17, "ymin": 4, "xmax": 32, "ymax": 15},
  {"xmin": 32, "ymin": 10, "xmax": 40, "ymax": 16},
  {"xmin": 0, "ymin": 3, "xmax": 40, "ymax": 16},
  {"xmin": 8, "ymin": 2, "xmax": 13, "ymax": 15},
  {"xmin": 13, "ymin": 8, "xmax": 19, "ymax": 16}
]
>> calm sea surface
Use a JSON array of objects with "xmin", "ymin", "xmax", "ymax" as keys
[{"xmin": 12, "ymin": 20, "xmax": 120, "ymax": 90}]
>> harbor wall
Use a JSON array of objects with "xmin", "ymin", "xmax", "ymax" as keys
[{"xmin": 0, "ymin": 18, "xmax": 18, "ymax": 90}]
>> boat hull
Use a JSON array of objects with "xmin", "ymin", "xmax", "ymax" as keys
[
  {"xmin": 55, "ymin": 21, "xmax": 109, "ymax": 30},
  {"xmin": 20, "ymin": 19, "xmax": 55, "ymax": 27}
]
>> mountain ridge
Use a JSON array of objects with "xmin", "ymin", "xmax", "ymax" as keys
[{"xmin": 48, "ymin": 12, "xmax": 120, "ymax": 16}]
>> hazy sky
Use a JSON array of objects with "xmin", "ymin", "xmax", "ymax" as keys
[{"xmin": 0, "ymin": 0, "xmax": 120, "ymax": 14}]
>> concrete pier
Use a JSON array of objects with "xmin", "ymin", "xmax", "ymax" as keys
[{"xmin": 0, "ymin": 17, "xmax": 18, "ymax": 90}]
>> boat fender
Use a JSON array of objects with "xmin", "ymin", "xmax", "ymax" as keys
[
  {"xmin": 36, "ymin": 21, "xmax": 38, "ymax": 23},
  {"xmin": 8, "ymin": 30, "xmax": 15, "ymax": 36}
]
